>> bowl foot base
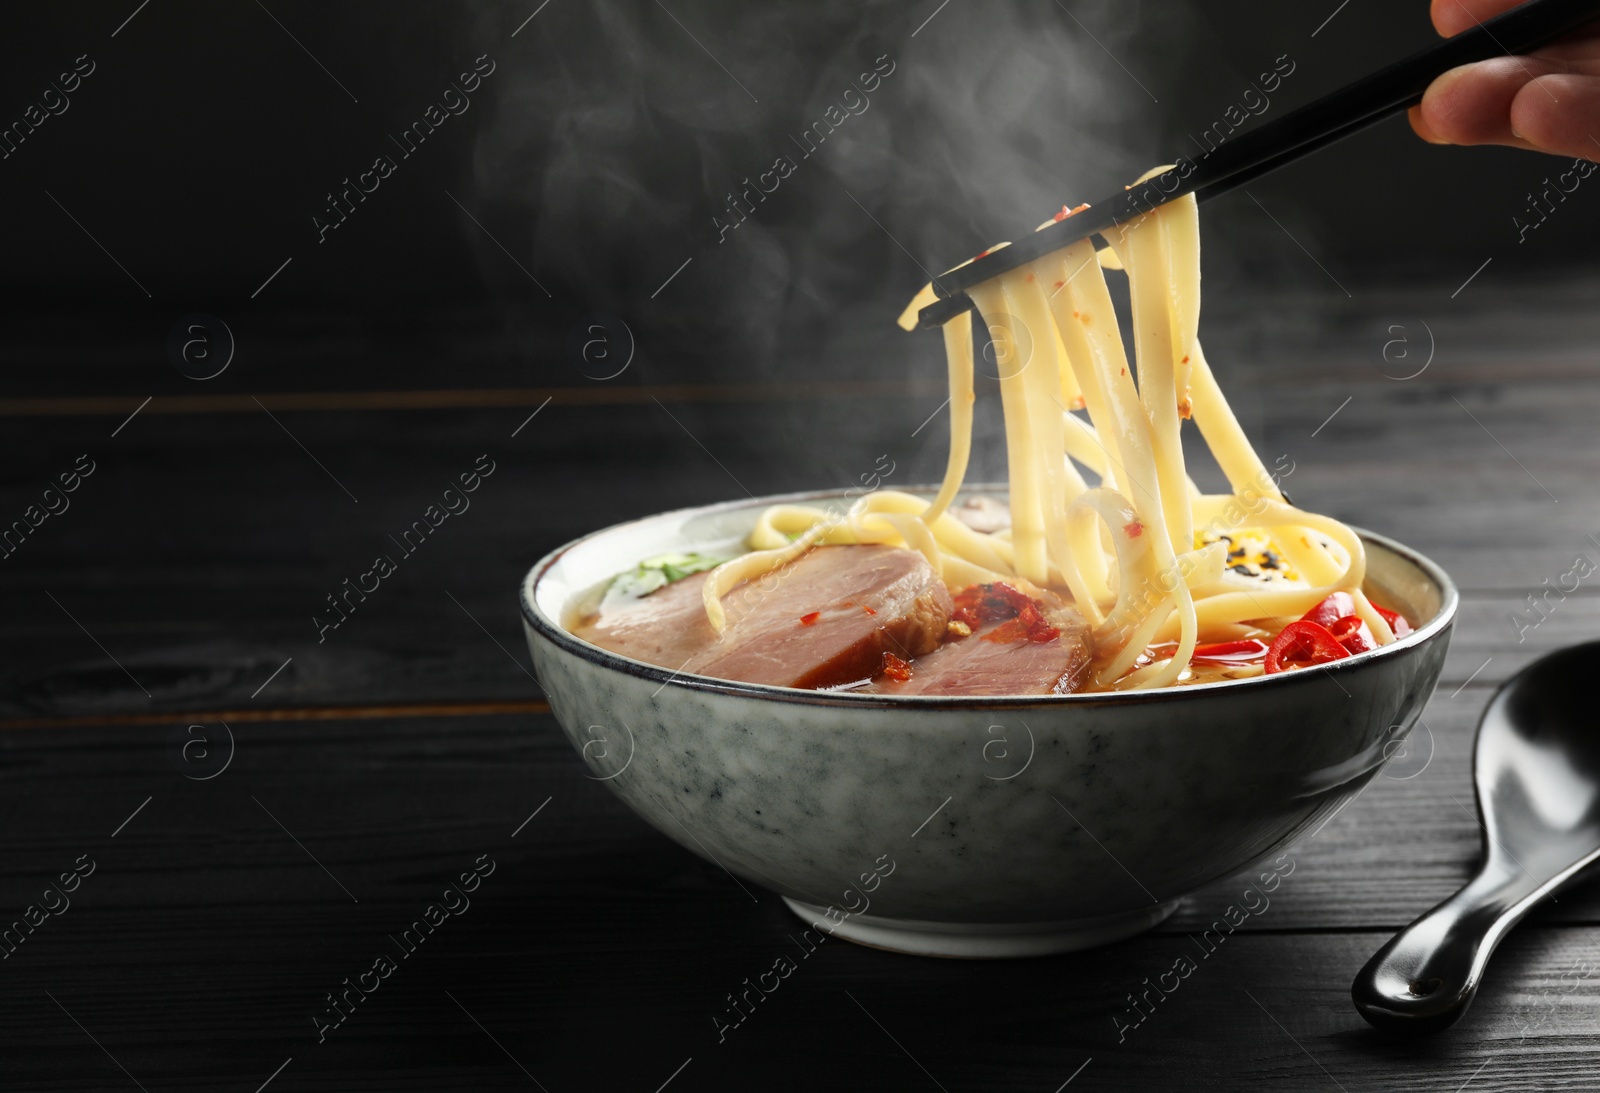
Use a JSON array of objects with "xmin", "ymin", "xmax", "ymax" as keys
[{"xmin": 781, "ymin": 896, "xmax": 1181, "ymax": 959}]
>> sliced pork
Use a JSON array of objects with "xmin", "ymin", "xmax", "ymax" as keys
[
  {"xmin": 866, "ymin": 582, "xmax": 1094, "ymax": 696},
  {"xmin": 876, "ymin": 607, "xmax": 1093, "ymax": 696},
  {"xmin": 571, "ymin": 568, "xmax": 717, "ymax": 673},
  {"xmin": 575, "ymin": 545, "xmax": 953, "ymax": 690}
]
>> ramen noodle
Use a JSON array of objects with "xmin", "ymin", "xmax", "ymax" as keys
[{"xmin": 698, "ymin": 170, "xmax": 1395, "ymax": 690}]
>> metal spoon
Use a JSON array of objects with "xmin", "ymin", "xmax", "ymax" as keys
[{"xmin": 1353, "ymin": 641, "xmax": 1600, "ymax": 1034}]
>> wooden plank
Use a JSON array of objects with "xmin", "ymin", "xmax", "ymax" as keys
[
  {"xmin": 0, "ymin": 396, "xmax": 950, "ymax": 718},
  {"xmin": 0, "ymin": 711, "xmax": 1588, "ymax": 937},
  {"xmin": 5, "ymin": 280, "xmax": 1598, "ymax": 400},
  {"xmin": 3, "ymin": 328, "xmax": 1599, "ymax": 718},
  {"xmin": 0, "ymin": 714, "xmax": 1597, "ymax": 1090}
]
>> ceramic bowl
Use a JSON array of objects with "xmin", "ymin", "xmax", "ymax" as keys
[{"xmin": 520, "ymin": 487, "xmax": 1457, "ymax": 957}]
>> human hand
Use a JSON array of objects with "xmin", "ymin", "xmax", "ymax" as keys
[{"xmin": 1409, "ymin": 0, "xmax": 1600, "ymax": 160}]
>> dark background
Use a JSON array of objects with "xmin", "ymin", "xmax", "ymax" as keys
[
  {"xmin": 4, "ymin": 3, "xmax": 1600, "ymax": 1091},
  {"xmin": 2, "ymin": 0, "xmax": 1594, "ymax": 397}
]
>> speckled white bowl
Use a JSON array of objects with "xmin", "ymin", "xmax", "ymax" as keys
[{"xmin": 521, "ymin": 487, "xmax": 1457, "ymax": 958}]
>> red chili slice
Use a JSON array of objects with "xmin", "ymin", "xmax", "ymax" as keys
[
  {"xmin": 1327, "ymin": 614, "xmax": 1376, "ymax": 654},
  {"xmin": 880, "ymin": 652, "xmax": 913, "ymax": 682},
  {"xmin": 1300, "ymin": 592, "xmax": 1356, "ymax": 630},
  {"xmin": 1191, "ymin": 639, "xmax": 1270, "ymax": 663},
  {"xmin": 1372, "ymin": 603, "xmax": 1413, "ymax": 637},
  {"xmin": 799, "ymin": 611, "xmax": 820, "ymax": 627},
  {"xmin": 1265, "ymin": 621, "xmax": 1351, "ymax": 674}
]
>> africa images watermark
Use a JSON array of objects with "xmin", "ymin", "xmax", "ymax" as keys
[
  {"xmin": 1123, "ymin": 53, "xmax": 1296, "ymax": 220},
  {"xmin": 314, "ymin": 453, "xmax": 497, "ymax": 642},
  {"xmin": 1112, "ymin": 853, "xmax": 1296, "ymax": 1043},
  {"xmin": 710, "ymin": 53, "xmax": 897, "ymax": 244},
  {"xmin": 711, "ymin": 852, "xmax": 897, "ymax": 1043},
  {"xmin": 312, "ymin": 852, "xmax": 497, "ymax": 1042},
  {"xmin": 1519, "ymin": 953, "xmax": 1595, "ymax": 1043},
  {"xmin": 1512, "ymin": 155, "xmax": 1595, "ymax": 244},
  {"xmin": 1, "ymin": 454, "xmax": 96, "ymax": 561},
  {"xmin": 312, "ymin": 54, "xmax": 496, "ymax": 244},
  {"xmin": 1507, "ymin": 533, "xmax": 1600, "ymax": 645},
  {"xmin": 1, "ymin": 54, "xmax": 96, "ymax": 162},
  {"xmin": 1187, "ymin": 54, "xmax": 1296, "ymax": 161},
  {"xmin": 0, "ymin": 854, "xmax": 97, "ymax": 961}
]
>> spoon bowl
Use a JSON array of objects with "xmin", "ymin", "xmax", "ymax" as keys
[{"xmin": 1353, "ymin": 640, "xmax": 1600, "ymax": 1034}]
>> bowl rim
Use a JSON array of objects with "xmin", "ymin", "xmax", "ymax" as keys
[{"xmin": 519, "ymin": 485, "xmax": 1460, "ymax": 709}]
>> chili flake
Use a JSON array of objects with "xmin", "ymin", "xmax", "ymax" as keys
[{"xmin": 880, "ymin": 652, "xmax": 914, "ymax": 683}]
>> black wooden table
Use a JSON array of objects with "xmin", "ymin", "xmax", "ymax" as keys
[{"xmin": 5, "ymin": 286, "xmax": 1600, "ymax": 1092}]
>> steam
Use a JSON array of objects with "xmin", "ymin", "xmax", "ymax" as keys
[{"xmin": 467, "ymin": 0, "xmax": 1180, "ymax": 370}]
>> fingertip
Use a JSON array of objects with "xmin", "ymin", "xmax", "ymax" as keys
[
  {"xmin": 1431, "ymin": 0, "xmax": 1525, "ymax": 38},
  {"xmin": 1508, "ymin": 73, "xmax": 1600, "ymax": 159},
  {"xmin": 1430, "ymin": 0, "xmax": 1469, "ymax": 38},
  {"xmin": 1417, "ymin": 58, "xmax": 1552, "ymax": 147},
  {"xmin": 1408, "ymin": 104, "xmax": 1450, "ymax": 144},
  {"xmin": 1417, "ymin": 64, "xmax": 1487, "ymax": 145}
]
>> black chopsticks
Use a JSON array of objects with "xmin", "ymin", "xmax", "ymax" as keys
[{"xmin": 915, "ymin": 0, "xmax": 1600, "ymax": 329}]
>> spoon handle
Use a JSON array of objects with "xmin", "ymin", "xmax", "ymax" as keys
[{"xmin": 1352, "ymin": 865, "xmax": 1547, "ymax": 1035}]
